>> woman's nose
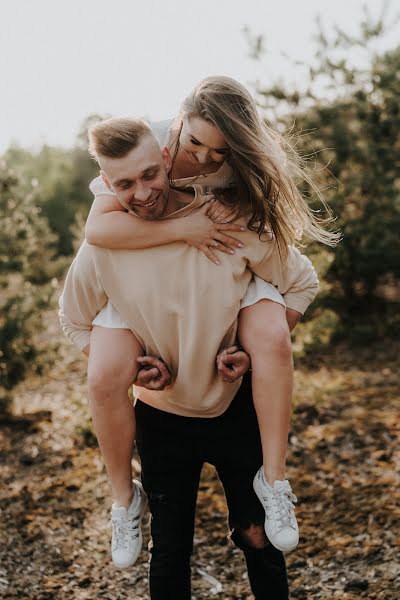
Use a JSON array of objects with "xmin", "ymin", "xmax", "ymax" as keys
[{"xmin": 196, "ymin": 150, "xmax": 209, "ymax": 164}]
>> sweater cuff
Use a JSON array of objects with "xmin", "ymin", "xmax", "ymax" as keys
[
  {"xmin": 284, "ymin": 293, "xmax": 314, "ymax": 315},
  {"xmin": 73, "ymin": 331, "xmax": 91, "ymax": 352}
]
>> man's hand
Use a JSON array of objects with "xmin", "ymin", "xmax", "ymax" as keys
[
  {"xmin": 286, "ymin": 308, "xmax": 302, "ymax": 332},
  {"xmin": 216, "ymin": 346, "xmax": 251, "ymax": 383},
  {"xmin": 135, "ymin": 356, "xmax": 171, "ymax": 391}
]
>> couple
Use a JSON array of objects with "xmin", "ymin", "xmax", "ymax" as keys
[{"xmin": 60, "ymin": 76, "xmax": 335, "ymax": 599}]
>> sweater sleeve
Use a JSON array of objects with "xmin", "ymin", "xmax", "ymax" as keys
[
  {"xmin": 58, "ymin": 242, "xmax": 108, "ymax": 350},
  {"xmin": 246, "ymin": 233, "xmax": 319, "ymax": 315},
  {"xmin": 89, "ymin": 175, "xmax": 116, "ymax": 198}
]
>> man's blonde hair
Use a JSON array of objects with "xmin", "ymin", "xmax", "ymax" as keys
[{"xmin": 88, "ymin": 117, "xmax": 152, "ymax": 160}]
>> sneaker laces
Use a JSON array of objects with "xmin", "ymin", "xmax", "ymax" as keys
[
  {"xmin": 109, "ymin": 511, "xmax": 140, "ymax": 550},
  {"xmin": 265, "ymin": 482, "xmax": 297, "ymax": 531}
]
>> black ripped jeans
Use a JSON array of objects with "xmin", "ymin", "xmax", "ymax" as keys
[{"xmin": 135, "ymin": 374, "xmax": 289, "ymax": 600}]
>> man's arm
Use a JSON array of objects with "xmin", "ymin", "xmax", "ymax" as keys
[
  {"xmin": 58, "ymin": 242, "xmax": 107, "ymax": 352},
  {"xmin": 285, "ymin": 308, "xmax": 302, "ymax": 331}
]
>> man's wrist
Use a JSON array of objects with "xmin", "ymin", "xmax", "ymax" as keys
[{"xmin": 286, "ymin": 308, "xmax": 302, "ymax": 332}]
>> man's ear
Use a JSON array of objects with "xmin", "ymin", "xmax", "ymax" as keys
[
  {"xmin": 162, "ymin": 146, "xmax": 172, "ymax": 174},
  {"xmin": 100, "ymin": 170, "xmax": 113, "ymax": 192}
]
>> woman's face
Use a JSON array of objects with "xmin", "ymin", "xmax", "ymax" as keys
[{"xmin": 179, "ymin": 116, "xmax": 228, "ymax": 167}]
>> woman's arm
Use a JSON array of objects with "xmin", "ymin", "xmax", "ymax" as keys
[
  {"xmin": 85, "ymin": 194, "xmax": 183, "ymax": 249},
  {"xmin": 85, "ymin": 195, "xmax": 246, "ymax": 263},
  {"xmin": 246, "ymin": 235, "xmax": 320, "ymax": 316}
]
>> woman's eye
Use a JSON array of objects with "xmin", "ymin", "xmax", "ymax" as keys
[
  {"xmin": 215, "ymin": 149, "xmax": 227, "ymax": 156},
  {"xmin": 190, "ymin": 138, "xmax": 201, "ymax": 146}
]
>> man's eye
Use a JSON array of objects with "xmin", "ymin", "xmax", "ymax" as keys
[
  {"xmin": 190, "ymin": 138, "xmax": 201, "ymax": 146},
  {"xmin": 215, "ymin": 149, "xmax": 227, "ymax": 156},
  {"xmin": 143, "ymin": 171, "xmax": 157, "ymax": 181},
  {"xmin": 121, "ymin": 182, "xmax": 132, "ymax": 190}
]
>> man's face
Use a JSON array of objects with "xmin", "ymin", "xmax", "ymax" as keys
[{"xmin": 100, "ymin": 134, "xmax": 171, "ymax": 220}]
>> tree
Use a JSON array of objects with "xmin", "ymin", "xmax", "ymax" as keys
[
  {"xmin": 252, "ymin": 9, "xmax": 400, "ymax": 330},
  {"xmin": 3, "ymin": 114, "xmax": 103, "ymax": 256},
  {"xmin": 0, "ymin": 162, "xmax": 58, "ymax": 411}
]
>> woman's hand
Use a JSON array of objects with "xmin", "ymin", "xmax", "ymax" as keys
[{"xmin": 179, "ymin": 203, "xmax": 245, "ymax": 265}]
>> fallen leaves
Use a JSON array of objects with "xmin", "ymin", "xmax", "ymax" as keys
[{"xmin": 0, "ymin": 314, "xmax": 398, "ymax": 598}]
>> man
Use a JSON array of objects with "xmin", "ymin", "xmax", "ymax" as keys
[{"xmin": 60, "ymin": 117, "xmax": 318, "ymax": 599}]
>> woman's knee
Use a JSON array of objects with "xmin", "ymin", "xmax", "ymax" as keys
[
  {"xmin": 239, "ymin": 304, "xmax": 292, "ymax": 359},
  {"xmin": 87, "ymin": 329, "xmax": 142, "ymax": 400},
  {"xmin": 87, "ymin": 359, "xmax": 136, "ymax": 400}
]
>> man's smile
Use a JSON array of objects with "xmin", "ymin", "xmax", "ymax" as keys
[{"xmin": 132, "ymin": 193, "xmax": 159, "ymax": 209}]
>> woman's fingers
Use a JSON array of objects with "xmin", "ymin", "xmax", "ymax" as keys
[
  {"xmin": 217, "ymin": 222, "xmax": 246, "ymax": 232},
  {"xmin": 207, "ymin": 200, "xmax": 233, "ymax": 222},
  {"xmin": 218, "ymin": 210, "xmax": 235, "ymax": 223},
  {"xmin": 215, "ymin": 232, "xmax": 244, "ymax": 248},
  {"xmin": 210, "ymin": 241, "xmax": 235, "ymax": 255},
  {"xmin": 200, "ymin": 245, "xmax": 221, "ymax": 265}
]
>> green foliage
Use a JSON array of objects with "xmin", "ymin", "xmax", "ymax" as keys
[
  {"xmin": 3, "ymin": 114, "xmax": 103, "ymax": 256},
  {"xmin": 254, "ymin": 11, "xmax": 400, "ymax": 333},
  {"xmin": 0, "ymin": 163, "xmax": 58, "ymax": 411}
]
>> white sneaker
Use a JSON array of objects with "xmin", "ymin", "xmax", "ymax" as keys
[
  {"xmin": 253, "ymin": 467, "xmax": 299, "ymax": 552},
  {"xmin": 109, "ymin": 480, "xmax": 147, "ymax": 568}
]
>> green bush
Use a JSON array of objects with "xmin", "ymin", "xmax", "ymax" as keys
[
  {"xmin": 254, "ymin": 13, "xmax": 400, "ymax": 337},
  {"xmin": 0, "ymin": 163, "xmax": 58, "ymax": 411}
]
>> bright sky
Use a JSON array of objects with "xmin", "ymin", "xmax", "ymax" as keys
[{"xmin": 1, "ymin": 0, "xmax": 398, "ymax": 152}]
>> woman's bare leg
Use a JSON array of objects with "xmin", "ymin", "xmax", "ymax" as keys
[
  {"xmin": 87, "ymin": 326, "xmax": 143, "ymax": 508},
  {"xmin": 238, "ymin": 300, "xmax": 293, "ymax": 484}
]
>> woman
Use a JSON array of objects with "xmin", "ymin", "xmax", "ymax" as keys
[{"xmin": 85, "ymin": 76, "xmax": 338, "ymax": 567}]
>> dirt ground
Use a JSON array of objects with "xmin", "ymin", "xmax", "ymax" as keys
[{"xmin": 0, "ymin": 312, "xmax": 398, "ymax": 599}]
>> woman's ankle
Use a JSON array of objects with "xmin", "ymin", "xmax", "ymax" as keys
[
  {"xmin": 113, "ymin": 482, "xmax": 135, "ymax": 508},
  {"xmin": 263, "ymin": 466, "xmax": 286, "ymax": 486}
]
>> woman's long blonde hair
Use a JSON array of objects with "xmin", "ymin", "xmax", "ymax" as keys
[{"xmin": 171, "ymin": 76, "xmax": 339, "ymax": 260}]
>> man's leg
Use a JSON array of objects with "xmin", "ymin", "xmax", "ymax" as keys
[
  {"xmin": 135, "ymin": 400, "xmax": 203, "ymax": 600},
  {"xmin": 212, "ymin": 375, "xmax": 289, "ymax": 599}
]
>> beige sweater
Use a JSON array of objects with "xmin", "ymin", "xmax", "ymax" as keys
[{"xmin": 59, "ymin": 187, "xmax": 319, "ymax": 418}]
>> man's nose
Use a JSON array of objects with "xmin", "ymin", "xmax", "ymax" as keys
[{"xmin": 134, "ymin": 183, "xmax": 152, "ymax": 202}]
